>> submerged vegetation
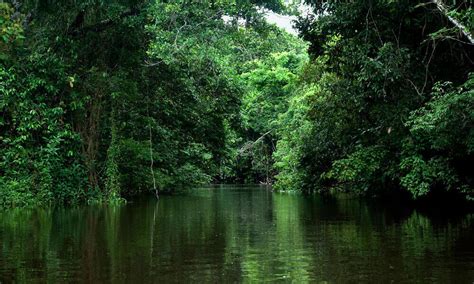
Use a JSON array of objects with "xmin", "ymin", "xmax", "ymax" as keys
[{"xmin": 0, "ymin": 0, "xmax": 472, "ymax": 206}]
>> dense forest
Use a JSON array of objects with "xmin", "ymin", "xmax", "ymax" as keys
[{"xmin": 0, "ymin": 0, "xmax": 473, "ymax": 207}]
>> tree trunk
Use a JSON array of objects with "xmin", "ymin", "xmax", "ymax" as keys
[{"xmin": 148, "ymin": 106, "xmax": 158, "ymax": 199}]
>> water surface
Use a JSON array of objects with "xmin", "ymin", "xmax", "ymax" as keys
[{"xmin": 1, "ymin": 185, "xmax": 473, "ymax": 282}]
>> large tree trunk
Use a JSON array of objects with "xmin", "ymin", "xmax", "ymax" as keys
[{"xmin": 77, "ymin": 93, "xmax": 103, "ymax": 190}]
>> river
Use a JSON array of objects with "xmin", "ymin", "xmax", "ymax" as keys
[{"xmin": 0, "ymin": 185, "xmax": 473, "ymax": 282}]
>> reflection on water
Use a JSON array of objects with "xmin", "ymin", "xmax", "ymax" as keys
[{"xmin": 0, "ymin": 185, "xmax": 473, "ymax": 282}]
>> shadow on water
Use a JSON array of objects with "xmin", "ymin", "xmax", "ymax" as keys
[{"xmin": 0, "ymin": 185, "xmax": 473, "ymax": 282}]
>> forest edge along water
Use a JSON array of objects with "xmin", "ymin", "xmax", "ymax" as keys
[
  {"xmin": 1, "ymin": 0, "xmax": 473, "ymax": 207},
  {"xmin": 1, "ymin": 0, "xmax": 473, "ymax": 282},
  {"xmin": 0, "ymin": 185, "xmax": 473, "ymax": 283}
]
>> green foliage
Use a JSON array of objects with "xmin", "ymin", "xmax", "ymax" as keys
[
  {"xmin": 237, "ymin": 43, "xmax": 308, "ymax": 183},
  {"xmin": 105, "ymin": 115, "xmax": 122, "ymax": 200},
  {"xmin": 325, "ymin": 146, "xmax": 388, "ymax": 193},
  {"xmin": 0, "ymin": 3, "xmax": 24, "ymax": 61},
  {"xmin": 0, "ymin": 60, "xmax": 88, "ymax": 206},
  {"xmin": 273, "ymin": 83, "xmax": 314, "ymax": 190},
  {"xmin": 0, "ymin": 0, "xmax": 309, "ymax": 206},
  {"xmin": 1, "ymin": 0, "xmax": 472, "ymax": 207},
  {"xmin": 275, "ymin": 0, "xmax": 474, "ymax": 200},
  {"xmin": 241, "ymin": 52, "xmax": 306, "ymax": 133},
  {"xmin": 400, "ymin": 75, "xmax": 474, "ymax": 199}
]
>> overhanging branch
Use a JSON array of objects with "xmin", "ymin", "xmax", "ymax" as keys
[
  {"xmin": 239, "ymin": 130, "xmax": 273, "ymax": 155},
  {"xmin": 430, "ymin": 0, "xmax": 474, "ymax": 44}
]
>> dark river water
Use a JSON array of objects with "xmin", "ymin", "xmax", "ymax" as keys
[{"xmin": 0, "ymin": 185, "xmax": 473, "ymax": 283}]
